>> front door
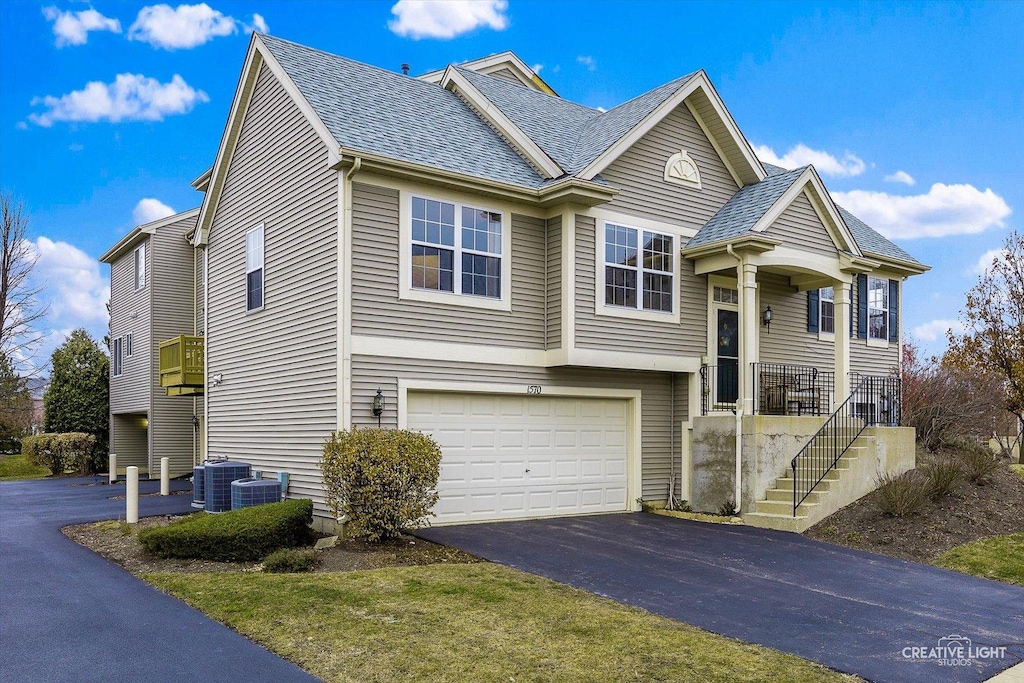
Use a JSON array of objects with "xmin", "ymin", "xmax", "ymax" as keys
[{"xmin": 717, "ymin": 309, "xmax": 739, "ymax": 404}]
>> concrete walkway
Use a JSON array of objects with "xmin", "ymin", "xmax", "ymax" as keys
[
  {"xmin": 0, "ymin": 476, "xmax": 318, "ymax": 683},
  {"xmin": 417, "ymin": 513, "xmax": 1024, "ymax": 683}
]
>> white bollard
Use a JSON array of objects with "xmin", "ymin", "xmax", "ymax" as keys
[
  {"xmin": 109, "ymin": 453, "xmax": 117, "ymax": 484},
  {"xmin": 160, "ymin": 457, "xmax": 169, "ymax": 496},
  {"xmin": 126, "ymin": 466, "xmax": 139, "ymax": 524}
]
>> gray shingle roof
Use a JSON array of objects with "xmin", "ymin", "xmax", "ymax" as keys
[
  {"xmin": 837, "ymin": 207, "xmax": 919, "ymax": 264},
  {"xmin": 685, "ymin": 167, "xmax": 805, "ymax": 249},
  {"xmin": 259, "ymin": 34, "xmax": 545, "ymax": 188}
]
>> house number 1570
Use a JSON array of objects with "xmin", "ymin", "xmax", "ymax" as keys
[{"xmin": 527, "ymin": 385, "xmax": 542, "ymax": 395}]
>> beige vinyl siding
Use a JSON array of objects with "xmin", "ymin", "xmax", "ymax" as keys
[
  {"xmin": 205, "ymin": 63, "xmax": 338, "ymax": 505},
  {"xmin": 765, "ymin": 192, "xmax": 838, "ymax": 257},
  {"xmin": 488, "ymin": 67, "xmax": 522, "ymax": 85},
  {"xmin": 671, "ymin": 372, "xmax": 689, "ymax": 499},
  {"xmin": 546, "ymin": 215, "xmax": 561, "ymax": 349},
  {"xmin": 109, "ymin": 237, "xmax": 150, "ymax": 414},
  {"xmin": 758, "ymin": 272, "xmax": 835, "ymax": 369},
  {"xmin": 600, "ymin": 103, "xmax": 740, "ymax": 229},
  {"xmin": 575, "ymin": 215, "xmax": 706, "ymax": 356},
  {"xmin": 149, "ymin": 217, "xmax": 200, "ymax": 475},
  {"xmin": 111, "ymin": 413, "xmax": 147, "ymax": 469},
  {"xmin": 352, "ymin": 355, "xmax": 683, "ymax": 502},
  {"xmin": 350, "ymin": 182, "xmax": 547, "ymax": 348}
]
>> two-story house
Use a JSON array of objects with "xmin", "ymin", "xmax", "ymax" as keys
[{"xmin": 108, "ymin": 34, "xmax": 927, "ymax": 533}]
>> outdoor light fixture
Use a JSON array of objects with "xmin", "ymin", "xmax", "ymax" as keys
[
  {"xmin": 211, "ymin": 373, "xmax": 223, "ymax": 387},
  {"xmin": 761, "ymin": 306, "xmax": 773, "ymax": 333},
  {"xmin": 372, "ymin": 388, "xmax": 384, "ymax": 428}
]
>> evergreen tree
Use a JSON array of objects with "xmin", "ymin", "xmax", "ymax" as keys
[
  {"xmin": 43, "ymin": 329, "xmax": 109, "ymax": 457},
  {"xmin": 0, "ymin": 352, "xmax": 33, "ymax": 452}
]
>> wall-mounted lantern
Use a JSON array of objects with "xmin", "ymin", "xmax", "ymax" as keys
[
  {"xmin": 761, "ymin": 306, "xmax": 773, "ymax": 334},
  {"xmin": 372, "ymin": 388, "xmax": 385, "ymax": 428}
]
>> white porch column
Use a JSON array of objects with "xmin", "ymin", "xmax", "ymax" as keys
[
  {"xmin": 739, "ymin": 259, "xmax": 759, "ymax": 415},
  {"xmin": 834, "ymin": 280, "xmax": 852, "ymax": 406}
]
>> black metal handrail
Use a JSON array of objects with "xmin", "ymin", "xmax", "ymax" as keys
[
  {"xmin": 790, "ymin": 374, "xmax": 902, "ymax": 515},
  {"xmin": 700, "ymin": 364, "xmax": 739, "ymax": 415},
  {"xmin": 753, "ymin": 362, "xmax": 835, "ymax": 416}
]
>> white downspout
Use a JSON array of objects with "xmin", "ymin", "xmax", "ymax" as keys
[
  {"xmin": 340, "ymin": 156, "xmax": 361, "ymax": 432},
  {"xmin": 725, "ymin": 243, "xmax": 743, "ymax": 512}
]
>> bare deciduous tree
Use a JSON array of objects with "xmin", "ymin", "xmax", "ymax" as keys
[
  {"xmin": 1, "ymin": 192, "xmax": 47, "ymax": 373},
  {"xmin": 945, "ymin": 231, "xmax": 1024, "ymax": 459}
]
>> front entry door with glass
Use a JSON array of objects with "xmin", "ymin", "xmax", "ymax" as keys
[{"xmin": 717, "ymin": 308, "xmax": 739, "ymax": 404}]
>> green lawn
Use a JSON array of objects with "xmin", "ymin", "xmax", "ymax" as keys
[
  {"xmin": 145, "ymin": 563, "xmax": 855, "ymax": 683},
  {"xmin": 933, "ymin": 533, "xmax": 1024, "ymax": 586},
  {"xmin": 0, "ymin": 455, "xmax": 49, "ymax": 481}
]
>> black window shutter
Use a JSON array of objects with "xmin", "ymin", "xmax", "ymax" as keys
[
  {"xmin": 888, "ymin": 279, "xmax": 899, "ymax": 343},
  {"xmin": 807, "ymin": 289, "xmax": 819, "ymax": 333},
  {"xmin": 857, "ymin": 274, "xmax": 868, "ymax": 339},
  {"xmin": 849, "ymin": 283, "xmax": 855, "ymax": 338}
]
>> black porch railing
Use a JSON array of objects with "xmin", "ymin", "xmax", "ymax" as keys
[
  {"xmin": 753, "ymin": 363, "xmax": 835, "ymax": 416},
  {"xmin": 700, "ymin": 364, "xmax": 739, "ymax": 415},
  {"xmin": 790, "ymin": 374, "xmax": 902, "ymax": 515}
]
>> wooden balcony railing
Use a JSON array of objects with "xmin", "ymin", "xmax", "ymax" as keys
[{"xmin": 159, "ymin": 335, "xmax": 204, "ymax": 390}]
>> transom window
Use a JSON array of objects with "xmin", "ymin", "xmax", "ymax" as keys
[
  {"xmin": 867, "ymin": 276, "xmax": 888, "ymax": 340},
  {"xmin": 713, "ymin": 286, "xmax": 738, "ymax": 305},
  {"xmin": 410, "ymin": 196, "xmax": 502, "ymax": 299},
  {"xmin": 245, "ymin": 225, "xmax": 264, "ymax": 312},
  {"xmin": 604, "ymin": 223, "xmax": 674, "ymax": 313},
  {"xmin": 134, "ymin": 244, "xmax": 146, "ymax": 290},
  {"xmin": 820, "ymin": 286, "xmax": 835, "ymax": 334}
]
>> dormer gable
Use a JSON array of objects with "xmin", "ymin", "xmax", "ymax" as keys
[{"xmin": 418, "ymin": 51, "xmax": 557, "ymax": 95}]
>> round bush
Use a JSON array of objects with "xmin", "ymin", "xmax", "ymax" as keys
[
  {"xmin": 263, "ymin": 548, "xmax": 318, "ymax": 573},
  {"xmin": 320, "ymin": 428, "xmax": 441, "ymax": 542}
]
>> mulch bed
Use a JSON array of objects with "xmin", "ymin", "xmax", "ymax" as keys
[
  {"xmin": 63, "ymin": 516, "xmax": 479, "ymax": 575},
  {"xmin": 804, "ymin": 447, "xmax": 1024, "ymax": 563}
]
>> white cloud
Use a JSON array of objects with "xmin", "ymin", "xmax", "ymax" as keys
[
  {"xmin": 754, "ymin": 143, "xmax": 866, "ymax": 177},
  {"xmin": 531, "ymin": 63, "xmax": 543, "ymax": 74},
  {"xmin": 29, "ymin": 237, "xmax": 111, "ymax": 366},
  {"xmin": 245, "ymin": 13, "xmax": 268, "ymax": 34},
  {"xmin": 28, "ymin": 73, "xmax": 208, "ymax": 127},
  {"xmin": 42, "ymin": 7, "xmax": 122, "ymax": 47},
  {"xmin": 577, "ymin": 55, "xmax": 596, "ymax": 71},
  {"xmin": 389, "ymin": 0, "xmax": 508, "ymax": 39},
  {"xmin": 972, "ymin": 248, "xmax": 1009, "ymax": 275},
  {"xmin": 129, "ymin": 3, "xmax": 237, "ymax": 49},
  {"xmin": 913, "ymin": 318, "xmax": 966, "ymax": 343},
  {"xmin": 884, "ymin": 170, "xmax": 916, "ymax": 186},
  {"xmin": 133, "ymin": 198, "xmax": 176, "ymax": 224},
  {"xmin": 832, "ymin": 184, "xmax": 1012, "ymax": 239}
]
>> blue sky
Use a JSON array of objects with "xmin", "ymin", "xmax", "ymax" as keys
[{"xmin": 1, "ymin": 0, "xmax": 1021, "ymax": 369}]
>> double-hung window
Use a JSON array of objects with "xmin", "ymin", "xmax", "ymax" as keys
[
  {"xmin": 867, "ymin": 276, "xmax": 888, "ymax": 340},
  {"xmin": 134, "ymin": 244, "xmax": 146, "ymax": 290},
  {"xmin": 604, "ymin": 223, "xmax": 674, "ymax": 313},
  {"xmin": 245, "ymin": 225, "xmax": 264, "ymax": 311},
  {"xmin": 112, "ymin": 337, "xmax": 123, "ymax": 377},
  {"xmin": 124, "ymin": 332, "xmax": 134, "ymax": 358},
  {"xmin": 410, "ymin": 196, "xmax": 502, "ymax": 299},
  {"xmin": 820, "ymin": 286, "xmax": 835, "ymax": 334}
]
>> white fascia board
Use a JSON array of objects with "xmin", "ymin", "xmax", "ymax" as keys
[
  {"xmin": 440, "ymin": 67, "xmax": 563, "ymax": 180},
  {"xmin": 192, "ymin": 34, "xmax": 341, "ymax": 247}
]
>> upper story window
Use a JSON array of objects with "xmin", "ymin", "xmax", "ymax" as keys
[
  {"xmin": 112, "ymin": 337, "xmax": 123, "ymax": 378},
  {"xmin": 134, "ymin": 244, "xmax": 146, "ymax": 290},
  {"xmin": 410, "ymin": 196, "xmax": 502, "ymax": 299},
  {"xmin": 245, "ymin": 224, "xmax": 264, "ymax": 312},
  {"xmin": 604, "ymin": 223, "xmax": 674, "ymax": 313},
  {"xmin": 124, "ymin": 332, "xmax": 134, "ymax": 358},
  {"xmin": 867, "ymin": 276, "xmax": 888, "ymax": 340},
  {"xmin": 820, "ymin": 286, "xmax": 835, "ymax": 334}
]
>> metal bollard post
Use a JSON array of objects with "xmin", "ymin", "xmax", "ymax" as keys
[{"xmin": 126, "ymin": 466, "xmax": 139, "ymax": 523}]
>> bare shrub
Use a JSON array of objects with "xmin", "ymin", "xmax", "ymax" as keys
[
  {"xmin": 923, "ymin": 458, "xmax": 962, "ymax": 499},
  {"xmin": 875, "ymin": 470, "xmax": 930, "ymax": 518},
  {"xmin": 954, "ymin": 440, "xmax": 1003, "ymax": 484}
]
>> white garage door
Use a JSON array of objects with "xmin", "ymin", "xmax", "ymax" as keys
[{"xmin": 407, "ymin": 391, "xmax": 630, "ymax": 524}]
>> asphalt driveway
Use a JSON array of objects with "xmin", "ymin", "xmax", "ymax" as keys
[
  {"xmin": 416, "ymin": 513, "xmax": 1024, "ymax": 683},
  {"xmin": 0, "ymin": 476, "xmax": 317, "ymax": 683}
]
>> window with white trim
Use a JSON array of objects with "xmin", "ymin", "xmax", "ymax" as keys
[
  {"xmin": 713, "ymin": 286, "xmax": 738, "ymax": 304},
  {"xmin": 134, "ymin": 244, "xmax": 146, "ymax": 290},
  {"xmin": 604, "ymin": 223, "xmax": 674, "ymax": 312},
  {"xmin": 867, "ymin": 276, "xmax": 888, "ymax": 340},
  {"xmin": 245, "ymin": 225, "xmax": 264, "ymax": 311},
  {"xmin": 112, "ymin": 337, "xmax": 123, "ymax": 377},
  {"xmin": 820, "ymin": 286, "xmax": 835, "ymax": 334},
  {"xmin": 410, "ymin": 196, "xmax": 502, "ymax": 299},
  {"xmin": 124, "ymin": 332, "xmax": 134, "ymax": 358}
]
